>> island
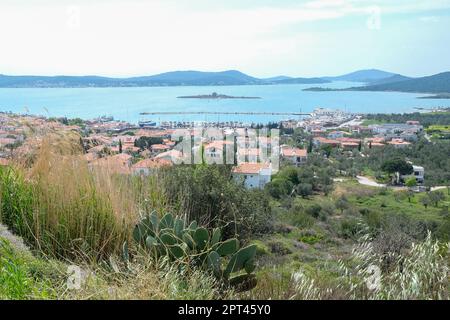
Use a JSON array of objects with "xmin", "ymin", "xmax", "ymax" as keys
[
  {"xmin": 302, "ymin": 87, "xmax": 337, "ymax": 92},
  {"xmin": 177, "ymin": 92, "xmax": 261, "ymax": 99},
  {"xmin": 417, "ymin": 94, "xmax": 450, "ymax": 99}
]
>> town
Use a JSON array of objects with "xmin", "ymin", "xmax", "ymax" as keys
[{"xmin": 0, "ymin": 107, "xmax": 435, "ymax": 191}]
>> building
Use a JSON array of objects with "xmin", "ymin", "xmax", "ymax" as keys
[
  {"xmin": 154, "ymin": 149, "xmax": 185, "ymax": 164},
  {"xmin": 401, "ymin": 165, "xmax": 425, "ymax": 184},
  {"xmin": 280, "ymin": 146, "xmax": 308, "ymax": 166},
  {"xmin": 89, "ymin": 153, "xmax": 132, "ymax": 174},
  {"xmin": 387, "ymin": 138, "xmax": 411, "ymax": 148},
  {"xmin": 203, "ymin": 140, "xmax": 234, "ymax": 163},
  {"xmin": 236, "ymin": 147, "xmax": 262, "ymax": 164},
  {"xmin": 313, "ymin": 137, "xmax": 340, "ymax": 148},
  {"xmin": 369, "ymin": 122, "xmax": 423, "ymax": 141},
  {"xmin": 132, "ymin": 158, "xmax": 172, "ymax": 176},
  {"xmin": 232, "ymin": 162, "xmax": 272, "ymax": 189},
  {"xmin": 327, "ymin": 131, "xmax": 347, "ymax": 139}
]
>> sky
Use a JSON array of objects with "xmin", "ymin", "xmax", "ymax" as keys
[{"xmin": 0, "ymin": 0, "xmax": 450, "ymax": 78}]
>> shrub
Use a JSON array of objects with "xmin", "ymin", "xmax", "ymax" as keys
[
  {"xmin": 160, "ymin": 165, "xmax": 272, "ymax": 238},
  {"xmin": 289, "ymin": 212, "xmax": 315, "ymax": 229},
  {"xmin": 265, "ymin": 178, "xmax": 293, "ymax": 199},
  {"xmin": 305, "ymin": 204, "xmax": 322, "ymax": 219},
  {"xmin": 340, "ymin": 218, "xmax": 365, "ymax": 239},
  {"xmin": 298, "ymin": 229, "xmax": 323, "ymax": 245},
  {"xmin": 268, "ymin": 240, "xmax": 292, "ymax": 256},
  {"xmin": 296, "ymin": 183, "xmax": 313, "ymax": 198}
]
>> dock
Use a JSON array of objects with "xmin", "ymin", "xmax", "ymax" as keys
[{"xmin": 139, "ymin": 111, "xmax": 311, "ymax": 116}]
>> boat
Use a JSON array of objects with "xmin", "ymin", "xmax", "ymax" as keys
[{"xmin": 138, "ymin": 120, "xmax": 157, "ymax": 128}]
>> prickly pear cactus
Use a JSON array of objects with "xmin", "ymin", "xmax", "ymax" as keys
[{"xmin": 130, "ymin": 211, "xmax": 257, "ymax": 292}]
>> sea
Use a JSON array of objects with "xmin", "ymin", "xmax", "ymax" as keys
[{"xmin": 0, "ymin": 81, "xmax": 448, "ymax": 125}]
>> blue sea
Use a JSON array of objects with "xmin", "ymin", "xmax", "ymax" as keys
[{"xmin": 0, "ymin": 81, "xmax": 448, "ymax": 124}]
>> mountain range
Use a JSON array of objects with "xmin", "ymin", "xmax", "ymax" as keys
[{"xmin": 0, "ymin": 69, "xmax": 449, "ymax": 93}]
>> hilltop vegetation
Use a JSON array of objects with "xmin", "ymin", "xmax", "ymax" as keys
[{"xmin": 0, "ymin": 125, "xmax": 449, "ymax": 300}]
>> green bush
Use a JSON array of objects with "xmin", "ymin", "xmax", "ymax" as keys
[
  {"xmin": 160, "ymin": 165, "xmax": 272, "ymax": 238},
  {"xmin": 289, "ymin": 212, "xmax": 315, "ymax": 229},
  {"xmin": 340, "ymin": 218, "xmax": 364, "ymax": 239}
]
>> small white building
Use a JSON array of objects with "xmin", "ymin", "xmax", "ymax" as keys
[
  {"xmin": 401, "ymin": 165, "xmax": 425, "ymax": 184},
  {"xmin": 232, "ymin": 162, "xmax": 272, "ymax": 189},
  {"xmin": 406, "ymin": 165, "xmax": 425, "ymax": 184}
]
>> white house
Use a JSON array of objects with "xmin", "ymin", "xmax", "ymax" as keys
[
  {"xmin": 401, "ymin": 165, "xmax": 425, "ymax": 184},
  {"xmin": 280, "ymin": 146, "xmax": 308, "ymax": 166},
  {"xmin": 232, "ymin": 162, "xmax": 272, "ymax": 189}
]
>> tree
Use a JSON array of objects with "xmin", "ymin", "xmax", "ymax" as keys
[
  {"xmin": 307, "ymin": 138, "xmax": 313, "ymax": 153},
  {"xmin": 118, "ymin": 139, "xmax": 123, "ymax": 153},
  {"xmin": 278, "ymin": 166, "xmax": 300, "ymax": 185},
  {"xmin": 321, "ymin": 144, "xmax": 332, "ymax": 158},
  {"xmin": 420, "ymin": 196, "xmax": 431, "ymax": 209},
  {"xmin": 405, "ymin": 177, "xmax": 417, "ymax": 188},
  {"xmin": 335, "ymin": 196, "xmax": 349, "ymax": 214},
  {"xmin": 134, "ymin": 136, "xmax": 164, "ymax": 150},
  {"xmin": 407, "ymin": 190, "xmax": 415, "ymax": 203},
  {"xmin": 265, "ymin": 179, "xmax": 293, "ymax": 199},
  {"xmin": 381, "ymin": 158, "xmax": 413, "ymax": 184},
  {"xmin": 296, "ymin": 183, "xmax": 313, "ymax": 198},
  {"xmin": 428, "ymin": 191, "xmax": 445, "ymax": 207}
]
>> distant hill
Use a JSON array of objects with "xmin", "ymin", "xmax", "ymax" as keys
[
  {"xmin": 0, "ymin": 70, "xmax": 263, "ymax": 87},
  {"xmin": 0, "ymin": 70, "xmax": 330, "ymax": 87},
  {"xmin": 272, "ymin": 77, "xmax": 330, "ymax": 84},
  {"xmin": 1, "ymin": 69, "xmax": 448, "ymax": 90},
  {"xmin": 367, "ymin": 74, "xmax": 413, "ymax": 86},
  {"xmin": 262, "ymin": 76, "xmax": 292, "ymax": 82},
  {"xmin": 323, "ymin": 69, "xmax": 397, "ymax": 83},
  {"xmin": 127, "ymin": 70, "xmax": 261, "ymax": 86},
  {"xmin": 350, "ymin": 72, "xmax": 450, "ymax": 93},
  {"xmin": 0, "ymin": 75, "xmax": 121, "ymax": 88}
]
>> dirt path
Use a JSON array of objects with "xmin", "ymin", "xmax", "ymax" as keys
[{"xmin": 356, "ymin": 176, "xmax": 386, "ymax": 188}]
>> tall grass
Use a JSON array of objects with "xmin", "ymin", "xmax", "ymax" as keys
[
  {"xmin": 0, "ymin": 131, "xmax": 167, "ymax": 261},
  {"xmin": 285, "ymin": 232, "xmax": 449, "ymax": 300}
]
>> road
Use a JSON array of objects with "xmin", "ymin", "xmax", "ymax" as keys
[{"xmin": 356, "ymin": 176, "xmax": 386, "ymax": 188}]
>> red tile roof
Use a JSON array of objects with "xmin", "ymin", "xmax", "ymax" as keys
[
  {"xmin": 232, "ymin": 162, "xmax": 270, "ymax": 174},
  {"xmin": 281, "ymin": 147, "xmax": 307, "ymax": 157}
]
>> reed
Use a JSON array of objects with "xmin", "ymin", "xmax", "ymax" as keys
[{"xmin": 0, "ymin": 130, "xmax": 167, "ymax": 261}]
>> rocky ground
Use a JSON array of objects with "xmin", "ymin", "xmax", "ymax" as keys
[{"xmin": 0, "ymin": 223, "xmax": 29, "ymax": 253}]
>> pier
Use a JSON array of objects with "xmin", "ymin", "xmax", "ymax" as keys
[{"xmin": 139, "ymin": 111, "xmax": 311, "ymax": 116}]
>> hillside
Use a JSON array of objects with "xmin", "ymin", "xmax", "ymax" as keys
[
  {"xmin": 272, "ymin": 77, "xmax": 330, "ymax": 84},
  {"xmin": 322, "ymin": 69, "xmax": 397, "ymax": 83},
  {"xmin": 0, "ymin": 71, "xmax": 262, "ymax": 87},
  {"xmin": 367, "ymin": 74, "xmax": 413, "ymax": 85},
  {"xmin": 0, "ymin": 69, "xmax": 395, "ymax": 88},
  {"xmin": 350, "ymin": 71, "xmax": 450, "ymax": 93}
]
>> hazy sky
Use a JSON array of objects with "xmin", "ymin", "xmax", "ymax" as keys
[{"xmin": 1, "ymin": 0, "xmax": 450, "ymax": 78}]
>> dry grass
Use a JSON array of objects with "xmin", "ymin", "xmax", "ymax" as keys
[{"xmin": 0, "ymin": 130, "xmax": 167, "ymax": 261}]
